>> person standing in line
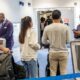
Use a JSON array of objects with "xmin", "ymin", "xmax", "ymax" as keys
[
  {"xmin": 73, "ymin": 24, "xmax": 80, "ymax": 39},
  {"xmin": 0, "ymin": 13, "xmax": 14, "ymax": 50},
  {"xmin": 42, "ymin": 10, "xmax": 70, "ymax": 76},
  {"xmin": 40, "ymin": 17, "xmax": 46, "ymax": 47},
  {"xmin": 40, "ymin": 17, "xmax": 46, "ymax": 39},
  {"xmin": 19, "ymin": 16, "xmax": 40, "ymax": 78},
  {"xmin": 0, "ymin": 13, "xmax": 15, "ymax": 76},
  {"xmin": 45, "ymin": 16, "xmax": 52, "ymax": 26},
  {"xmin": 73, "ymin": 24, "xmax": 80, "ymax": 70}
]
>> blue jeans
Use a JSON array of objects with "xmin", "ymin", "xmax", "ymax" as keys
[{"xmin": 22, "ymin": 59, "xmax": 38, "ymax": 78}]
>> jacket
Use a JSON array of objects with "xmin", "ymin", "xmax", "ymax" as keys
[
  {"xmin": 20, "ymin": 28, "xmax": 40, "ymax": 61},
  {"xmin": 0, "ymin": 19, "xmax": 14, "ymax": 50}
]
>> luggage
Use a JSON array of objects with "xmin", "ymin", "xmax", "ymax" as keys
[
  {"xmin": 11, "ymin": 56, "xmax": 26, "ymax": 79},
  {"xmin": 0, "ymin": 53, "xmax": 15, "ymax": 80}
]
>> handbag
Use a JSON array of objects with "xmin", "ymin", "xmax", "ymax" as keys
[{"xmin": 11, "ymin": 57, "xmax": 26, "ymax": 79}]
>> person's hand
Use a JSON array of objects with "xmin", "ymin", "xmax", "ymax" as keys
[
  {"xmin": 3, "ymin": 48, "xmax": 10, "ymax": 53},
  {"xmin": 29, "ymin": 43, "xmax": 40, "ymax": 50},
  {"xmin": 73, "ymin": 31, "xmax": 80, "ymax": 35}
]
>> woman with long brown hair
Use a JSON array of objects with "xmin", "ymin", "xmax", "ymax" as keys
[{"xmin": 19, "ymin": 16, "xmax": 40, "ymax": 78}]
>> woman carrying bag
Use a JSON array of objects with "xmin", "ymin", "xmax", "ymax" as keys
[{"xmin": 19, "ymin": 16, "xmax": 40, "ymax": 78}]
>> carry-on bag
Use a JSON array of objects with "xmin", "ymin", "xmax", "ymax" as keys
[
  {"xmin": 0, "ymin": 53, "xmax": 15, "ymax": 80},
  {"xmin": 13, "ymin": 62, "xmax": 26, "ymax": 79}
]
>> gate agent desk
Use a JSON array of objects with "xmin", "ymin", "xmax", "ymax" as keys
[{"xmin": 70, "ymin": 41, "xmax": 80, "ymax": 80}]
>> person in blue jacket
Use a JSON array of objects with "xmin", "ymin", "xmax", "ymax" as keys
[{"xmin": 0, "ymin": 13, "xmax": 14, "ymax": 50}]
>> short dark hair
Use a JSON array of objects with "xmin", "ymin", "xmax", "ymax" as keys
[
  {"xmin": 0, "ymin": 13, "xmax": 5, "ymax": 18},
  {"xmin": 47, "ymin": 16, "xmax": 50, "ymax": 19},
  {"xmin": 52, "ymin": 10, "xmax": 61, "ymax": 19},
  {"xmin": 41, "ymin": 17, "xmax": 45, "ymax": 22}
]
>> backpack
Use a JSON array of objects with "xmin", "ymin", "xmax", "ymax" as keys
[
  {"xmin": 11, "ymin": 56, "xmax": 26, "ymax": 79},
  {"xmin": 0, "ymin": 53, "xmax": 15, "ymax": 80},
  {"xmin": 13, "ymin": 63, "xmax": 26, "ymax": 79}
]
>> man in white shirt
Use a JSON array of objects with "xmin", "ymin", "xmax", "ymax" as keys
[{"xmin": 42, "ymin": 10, "xmax": 70, "ymax": 76}]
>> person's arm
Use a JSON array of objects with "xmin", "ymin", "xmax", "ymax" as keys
[
  {"xmin": 2, "ymin": 22, "xmax": 13, "ymax": 40},
  {"xmin": 29, "ymin": 29, "xmax": 40, "ymax": 50},
  {"xmin": 42, "ymin": 28, "xmax": 49, "ymax": 44},
  {"xmin": 73, "ymin": 30, "xmax": 80, "ymax": 38},
  {"xmin": 74, "ymin": 31, "xmax": 80, "ymax": 35}
]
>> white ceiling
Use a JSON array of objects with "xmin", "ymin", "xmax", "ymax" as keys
[{"xmin": 32, "ymin": 0, "xmax": 80, "ymax": 8}]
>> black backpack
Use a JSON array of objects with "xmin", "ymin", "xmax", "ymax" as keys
[
  {"xmin": 13, "ymin": 63, "xmax": 26, "ymax": 79},
  {"xmin": 11, "ymin": 57, "xmax": 26, "ymax": 79}
]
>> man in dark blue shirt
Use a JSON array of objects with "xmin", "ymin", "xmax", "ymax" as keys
[
  {"xmin": 45, "ymin": 16, "xmax": 52, "ymax": 25},
  {"xmin": 0, "ymin": 13, "xmax": 14, "ymax": 50}
]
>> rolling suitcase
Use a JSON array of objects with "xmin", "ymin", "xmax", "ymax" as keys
[{"xmin": 0, "ymin": 53, "xmax": 15, "ymax": 80}]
